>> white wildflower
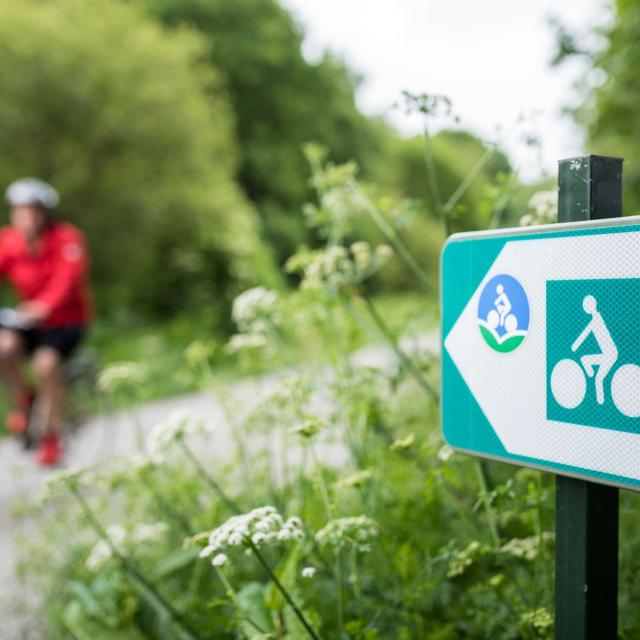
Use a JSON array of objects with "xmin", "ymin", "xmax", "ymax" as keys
[
  {"xmin": 132, "ymin": 522, "xmax": 168, "ymax": 544},
  {"xmin": 147, "ymin": 410, "xmax": 210, "ymax": 460},
  {"xmin": 225, "ymin": 332, "xmax": 269, "ymax": 354},
  {"xmin": 501, "ymin": 532, "xmax": 554, "ymax": 561},
  {"xmin": 390, "ymin": 433, "xmax": 415, "ymax": 451},
  {"xmin": 212, "ymin": 553, "xmax": 228, "ymax": 567},
  {"xmin": 335, "ymin": 469, "xmax": 373, "ymax": 490},
  {"xmin": 289, "ymin": 417, "xmax": 324, "ymax": 439},
  {"xmin": 521, "ymin": 190, "xmax": 557, "ymax": 226},
  {"xmin": 447, "ymin": 540, "xmax": 482, "ymax": 578},
  {"xmin": 85, "ymin": 525, "xmax": 126, "ymax": 571},
  {"xmin": 231, "ymin": 286, "xmax": 280, "ymax": 333},
  {"xmin": 520, "ymin": 607, "xmax": 553, "ymax": 632},
  {"xmin": 85, "ymin": 523, "xmax": 168, "ymax": 571},
  {"xmin": 184, "ymin": 340, "xmax": 216, "ymax": 368},
  {"xmin": 39, "ymin": 465, "xmax": 91, "ymax": 503},
  {"xmin": 301, "ymin": 566, "xmax": 316, "ymax": 578},
  {"xmin": 437, "ymin": 444, "xmax": 455, "ymax": 462},
  {"xmin": 288, "ymin": 242, "xmax": 392, "ymax": 293},
  {"xmin": 315, "ymin": 515, "xmax": 379, "ymax": 553},
  {"xmin": 204, "ymin": 506, "xmax": 304, "ymax": 555},
  {"xmin": 97, "ymin": 362, "xmax": 147, "ymax": 394}
]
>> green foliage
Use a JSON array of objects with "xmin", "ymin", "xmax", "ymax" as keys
[
  {"xmin": 570, "ymin": 0, "xmax": 640, "ymax": 213},
  {"xmin": 388, "ymin": 130, "xmax": 512, "ymax": 232},
  {"xmin": 15, "ymin": 150, "xmax": 571, "ymax": 640},
  {"xmin": 136, "ymin": 0, "xmax": 384, "ymax": 261},
  {"xmin": 0, "ymin": 0, "xmax": 278, "ymax": 314}
]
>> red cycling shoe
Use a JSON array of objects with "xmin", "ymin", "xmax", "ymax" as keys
[
  {"xmin": 37, "ymin": 433, "xmax": 62, "ymax": 467},
  {"xmin": 6, "ymin": 392, "xmax": 34, "ymax": 435}
]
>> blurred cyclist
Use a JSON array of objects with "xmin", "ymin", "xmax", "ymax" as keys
[{"xmin": 1, "ymin": 178, "xmax": 92, "ymax": 465}]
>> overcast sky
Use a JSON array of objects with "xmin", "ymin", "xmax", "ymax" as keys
[{"xmin": 281, "ymin": 0, "xmax": 610, "ymax": 182}]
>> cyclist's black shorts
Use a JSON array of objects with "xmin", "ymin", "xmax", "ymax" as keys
[{"xmin": 18, "ymin": 326, "xmax": 86, "ymax": 360}]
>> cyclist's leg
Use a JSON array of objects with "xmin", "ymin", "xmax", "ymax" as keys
[
  {"xmin": 595, "ymin": 356, "xmax": 617, "ymax": 405},
  {"xmin": 32, "ymin": 326, "xmax": 85, "ymax": 434},
  {"xmin": 580, "ymin": 354, "xmax": 602, "ymax": 378},
  {"xmin": 0, "ymin": 329, "xmax": 29, "ymax": 404},
  {"xmin": 31, "ymin": 346, "xmax": 64, "ymax": 436}
]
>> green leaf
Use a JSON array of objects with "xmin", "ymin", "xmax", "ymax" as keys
[
  {"xmin": 264, "ymin": 542, "xmax": 303, "ymax": 613},
  {"xmin": 62, "ymin": 601, "xmax": 145, "ymax": 640},
  {"xmin": 235, "ymin": 582, "xmax": 275, "ymax": 637}
]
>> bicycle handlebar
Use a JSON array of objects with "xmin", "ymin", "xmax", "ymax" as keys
[{"xmin": 0, "ymin": 307, "xmax": 31, "ymax": 330}]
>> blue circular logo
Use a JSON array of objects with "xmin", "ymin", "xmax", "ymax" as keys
[{"xmin": 477, "ymin": 274, "xmax": 529, "ymax": 353}]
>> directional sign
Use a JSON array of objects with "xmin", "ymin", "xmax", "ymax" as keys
[{"xmin": 441, "ymin": 216, "xmax": 640, "ymax": 491}]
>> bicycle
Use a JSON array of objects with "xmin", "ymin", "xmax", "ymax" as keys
[
  {"xmin": 0, "ymin": 307, "xmax": 98, "ymax": 449},
  {"xmin": 550, "ymin": 355, "xmax": 640, "ymax": 418}
]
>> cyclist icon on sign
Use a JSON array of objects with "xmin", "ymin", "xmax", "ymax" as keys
[
  {"xmin": 571, "ymin": 295, "xmax": 618, "ymax": 405},
  {"xmin": 494, "ymin": 284, "xmax": 512, "ymax": 327},
  {"xmin": 550, "ymin": 293, "xmax": 640, "ymax": 418}
]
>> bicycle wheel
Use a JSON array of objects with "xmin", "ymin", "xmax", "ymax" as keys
[
  {"xmin": 551, "ymin": 359, "xmax": 586, "ymax": 409},
  {"xmin": 611, "ymin": 364, "xmax": 640, "ymax": 418},
  {"xmin": 504, "ymin": 313, "xmax": 518, "ymax": 334},
  {"xmin": 487, "ymin": 309, "xmax": 499, "ymax": 329}
]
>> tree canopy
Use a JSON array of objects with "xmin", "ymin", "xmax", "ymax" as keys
[
  {"xmin": 0, "ymin": 0, "xmax": 277, "ymax": 315},
  {"xmin": 568, "ymin": 0, "xmax": 640, "ymax": 212},
  {"xmin": 137, "ymin": 0, "xmax": 384, "ymax": 261}
]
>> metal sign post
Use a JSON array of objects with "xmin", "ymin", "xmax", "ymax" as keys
[
  {"xmin": 440, "ymin": 155, "xmax": 627, "ymax": 636},
  {"xmin": 555, "ymin": 155, "xmax": 621, "ymax": 639}
]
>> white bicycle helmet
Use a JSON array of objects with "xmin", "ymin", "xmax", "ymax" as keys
[{"xmin": 5, "ymin": 178, "xmax": 60, "ymax": 209}]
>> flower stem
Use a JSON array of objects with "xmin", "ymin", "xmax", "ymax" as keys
[
  {"xmin": 421, "ymin": 118, "xmax": 449, "ymax": 237},
  {"xmin": 178, "ymin": 439, "xmax": 240, "ymax": 513},
  {"xmin": 249, "ymin": 542, "xmax": 320, "ymax": 640},
  {"xmin": 68, "ymin": 484, "xmax": 201, "ymax": 640},
  {"xmin": 143, "ymin": 465, "xmax": 194, "ymax": 536},
  {"xmin": 474, "ymin": 461, "xmax": 501, "ymax": 547},
  {"xmin": 213, "ymin": 566, "xmax": 268, "ymax": 635},
  {"xmin": 359, "ymin": 292, "xmax": 439, "ymax": 403},
  {"xmin": 348, "ymin": 182, "xmax": 435, "ymax": 293}
]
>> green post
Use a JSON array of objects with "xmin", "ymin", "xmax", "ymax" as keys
[{"xmin": 555, "ymin": 155, "xmax": 622, "ymax": 639}]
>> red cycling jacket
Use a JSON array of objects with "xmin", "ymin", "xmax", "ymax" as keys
[{"xmin": 0, "ymin": 222, "xmax": 93, "ymax": 329}]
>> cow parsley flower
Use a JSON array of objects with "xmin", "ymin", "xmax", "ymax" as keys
[
  {"xmin": 437, "ymin": 444, "xmax": 455, "ymax": 462},
  {"xmin": 212, "ymin": 553, "xmax": 228, "ymax": 567},
  {"xmin": 521, "ymin": 190, "xmax": 557, "ymax": 226},
  {"xmin": 231, "ymin": 286, "xmax": 280, "ymax": 333},
  {"xmin": 315, "ymin": 516, "xmax": 379, "ymax": 553},
  {"xmin": 97, "ymin": 362, "xmax": 148, "ymax": 394},
  {"xmin": 85, "ymin": 525, "xmax": 126, "ymax": 571},
  {"xmin": 501, "ymin": 532, "xmax": 554, "ymax": 561},
  {"xmin": 199, "ymin": 506, "xmax": 304, "ymax": 562},
  {"xmin": 147, "ymin": 410, "xmax": 211, "ymax": 460},
  {"xmin": 335, "ymin": 469, "xmax": 373, "ymax": 490},
  {"xmin": 184, "ymin": 340, "xmax": 216, "ymax": 368},
  {"xmin": 390, "ymin": 433, "xmax": 415, "ymax": 451},
  {"xmin": 225, "ymin": 332, "xmax": 269, "ymax": 354},
  {"xmin": 289, "ymin": 417, "xmax": 324, "ymax": 439},
  {"xmin": 447, "ymin": 540, "xmax": 483, "ymax": 578},
  {"xmin": 286, "ymin": 243, "xmax": 392, "ymax": 294},
  {"xmin": 85, "ymin": 522, "xmax": 168, "ymax": 572},
  {"xmin": 39, "ymin": 465, "xmax": 91, "ymax": 503}
]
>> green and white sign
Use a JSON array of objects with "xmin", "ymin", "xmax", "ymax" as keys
[{"xmin": 441, "ymin": 217, "xmax": 640, "ymax": 491}]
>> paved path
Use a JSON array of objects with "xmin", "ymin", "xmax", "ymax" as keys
[{"xmin": 0, "ymin": 334, "xmax": 437, "ymax": 637}]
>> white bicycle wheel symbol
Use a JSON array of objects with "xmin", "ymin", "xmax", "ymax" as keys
[
  {"xmin": 487, "ymin": 309, "xmax": 518, "ymax": 334},
  {"xmin": 550, "ymin": 358, "xmax": 640, "ymax": 417}
]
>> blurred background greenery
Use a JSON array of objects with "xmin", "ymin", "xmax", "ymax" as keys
[{"xmin": 0, "ymin": 0, "xmax": 633, "ymax": 395}]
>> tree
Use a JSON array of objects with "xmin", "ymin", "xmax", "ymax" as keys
[
  {"xmin": 561, "ymin": 0, "xmax": 640, "ymax": 213},
  {"xmin": 137, "ymin": 0, "xmax": 383, "ymax": 261},
  {"xmin": 0, "ymin": 0, "xmax": 278, "ymax": 317}
]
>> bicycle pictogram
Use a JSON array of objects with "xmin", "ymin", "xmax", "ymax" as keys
[{"xmin": 550, "ymin": 295, "xmax": 640, "ymax": 418}]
